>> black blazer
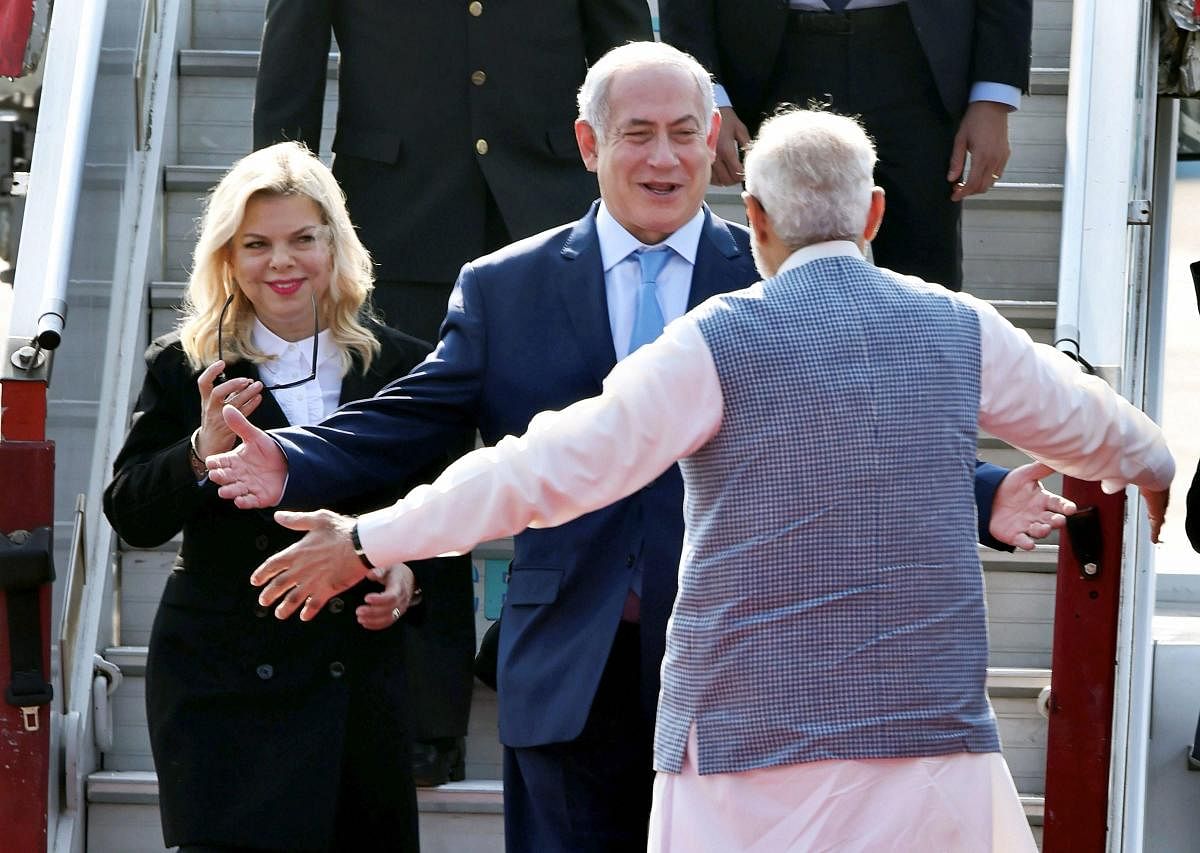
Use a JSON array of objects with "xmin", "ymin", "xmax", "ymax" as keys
[
  {"xmin": 252, "ymin": 0, "xmax": 652, "ymax": 283},
  {"xmin": 102, "ymin": 323, "xmax": 439, "ymax": 851},
  {"xmin": 660, "ymin": 0, "xmax": 1032, "ymax": 126}
]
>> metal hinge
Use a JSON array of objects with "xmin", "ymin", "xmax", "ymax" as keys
[{"xmin": 1127, "ymin": 199, "xmax": 1151, "ymax": 225}]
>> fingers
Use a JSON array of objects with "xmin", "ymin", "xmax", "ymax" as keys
[
  {"xmin": 1144, "ymin": 488, "xmax": 1170, "ymax": 544},
  {"xmin": 711, "ymin": 145, "xmax": 742, "ymax": 186},
  {"xmin": 272, "ymin": 508, "xmax": 327, "ymax": 533},
  {"xmin": 197, "ymin": 360, "xmax": 226, "ymax": 398},
  {"xmin": 221, "ymin": 402, "xmax": 259, "ymax": 440},
  {"xmin": 1009, "ymin": 531, "xmax": 1037, "ymax": 552},
  {"xmin": 946, "ymin": 133, "xmax": 967, "ymax": 185}
]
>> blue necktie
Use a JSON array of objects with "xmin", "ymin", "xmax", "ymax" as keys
[
  {"xmin": 825, "ymin": 0, "xmax": 849, "ymax": 12},
  {"xmin": 628, "ymin": 249, "xmax": 671, "ymax": 355}
]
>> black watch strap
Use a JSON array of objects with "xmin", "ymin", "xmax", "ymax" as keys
[{"xmin": 350, "ymin": 522, "xmax": 376, "ymax": 571}]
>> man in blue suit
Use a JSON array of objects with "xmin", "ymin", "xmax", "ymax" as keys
[{"xmin": 210, "ymin": 42, "xmax": 1069, "ymax": 853}]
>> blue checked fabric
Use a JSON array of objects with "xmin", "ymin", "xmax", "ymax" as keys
[
  {"xmin": 655, "ymin": 253, "xmax": 998, "ymax": 775},
  {"xmin": 628, "ymin": 249, "xmax": 671, "ymax": 355}
]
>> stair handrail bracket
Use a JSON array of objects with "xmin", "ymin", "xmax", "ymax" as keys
[{"xmin": 1051, "ymin": 1, "xmax": 1171, "ymax": 850}]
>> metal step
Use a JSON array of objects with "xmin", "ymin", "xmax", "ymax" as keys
[
  {"xmin": 100, "ymin": 637, "xmax": 1052, "ymax": 789},
  {"xmin": 91, "ymin": 661, "xmax": 1046, "ymax": 852},
  {"xmin": 161, "ymin": 165, "xmax": 1064, "ymax": 304},
  {"xmin": 187, "ymin": 0, "xmax": 1074, "ymax": 65},
  {"xmin": 174, "ymin": 48, "xmax": 1069, "ymax": 184},
  {"xmin": 87, "ymin": 771, "xmax": 504, "ymax": 853},
  {"xmin": 114, "ymin": 536, "xmax": 1060, "ymax": 669}
]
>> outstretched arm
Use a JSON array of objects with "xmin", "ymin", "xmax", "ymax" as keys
[{"xmin": 251, "ymin": 318, "xmax": 724, "ymax": 620}]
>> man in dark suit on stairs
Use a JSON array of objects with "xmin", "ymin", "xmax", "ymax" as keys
[
  {"xmin": 660, "ymin": 0, "xmax": 1033, "ymax": 291},
  {"xmin": 251, "ymin": 0, "xmax": 653, "ymax": 785}
]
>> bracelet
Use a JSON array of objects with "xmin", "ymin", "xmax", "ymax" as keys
[
  {"xmin": 188, "ymin": 429, "xmax": 207, "ymax": 479},
  {"xmin": 350, "ymin": 522, "xmax": 376, "ymax": 571}
]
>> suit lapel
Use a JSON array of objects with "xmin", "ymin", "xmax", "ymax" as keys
[
  {"xmin": 688, "ymin": 205, "xmax": 752, "ymax": 310},
  {"xmin": 557, "ymin": 203, "xmax": 618, "ymax": 387}
]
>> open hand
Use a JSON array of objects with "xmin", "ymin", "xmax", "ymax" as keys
[
  {"xmin": 251, "ymin": 508, "xmax": 367, "ymax": 621},
  {"xmin": 206, "ymin": 404, "xmax": 288, "ymax": 508},
  {"xmin": 989, "ymin": 462, "xmax": 1076, "ymax": 550}
]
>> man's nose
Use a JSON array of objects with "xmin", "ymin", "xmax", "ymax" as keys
[{"xmin": 645, "ymin": 132, "xmax": 680, "ymax": 167}]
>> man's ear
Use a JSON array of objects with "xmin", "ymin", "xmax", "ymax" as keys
[
  {"xmin": 743, "ymin": 192, "xmax": 771, "ymax": 245},
  {"xmin": 863, "ymin": 187, "xmax": 886, "ymax": 243},
  {"xmin": 705, "ymin": 108, "xmax": 722, "ymax": 155},
  {"xmin": 575, "ymin": 119, "xmax": 600, "ymax": 173}
]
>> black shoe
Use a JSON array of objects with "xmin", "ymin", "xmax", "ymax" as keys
[{"xmin": 411, "ymin": 736, "xmax": 466, "ymax": 787}]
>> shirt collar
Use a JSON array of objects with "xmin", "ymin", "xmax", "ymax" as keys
[
  {"xmin": 776, "ymin": 240, "xmax": 865, "ymax": 277},
  {"xmin": 251, "ymin": 318, "xmax": 338, "ymax": 366},
  {"xmin": 596, "ymin": 203, "xmax": 706, "ymax": 272}
]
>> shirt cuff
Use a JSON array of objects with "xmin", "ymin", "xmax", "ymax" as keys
[
  {"xmin": 713, "ymin": 82, "xmax": 732, "ymax": 110},
  {"xmin": 969, "ymin": 82, "xmax": 1021, "ymax": 111}
]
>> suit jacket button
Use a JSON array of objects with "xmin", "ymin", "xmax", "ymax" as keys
[
  {"xmin": 329, "ymin": 597, "xmax": 345, "ymax": 614},
  {"xmin": 475, "ymin": 138, "xmax": 489, "ymax": 156},
  {"xmin": 256, "ymin": 664, "xmax": 274, "ymax": 680},
  {"xmin": 468, "ymin": 0, "xmax": 483, "ymax": 15},
  {"xmin": 329, "ymin": 661, "xmax": 346, "ymax": 678},
  {"xmin": 254, "ymin": 604, "xmax": 269, "ymax": 619},
  {"xmin": 255, "ymin": 534, "xmax": 270, "ymax": 551},
  {"xmin": 626, "ymin": 554, "xmax": 636, "ymax": 567},
  {"xmin": 470, "ymin": 70, "xmax": 486, "ymax": 86}
]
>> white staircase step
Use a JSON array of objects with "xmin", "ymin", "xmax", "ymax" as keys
[
  {"xmin": 87, "ymin": 771, "xmax": 505, "ymax": 852},
  {"xmin": 173, "ymin": 46, "xmax": 1067, "ymax": 180}
]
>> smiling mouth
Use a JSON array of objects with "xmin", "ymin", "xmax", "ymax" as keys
[
  {"xmin": 266, "ymin": 279, "xmax": 305, "ymax": 295},
  {"xmin": 641, "ymin": 182, "xmax": 681, "ymax": 196}
]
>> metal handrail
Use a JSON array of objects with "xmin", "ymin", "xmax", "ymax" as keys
[{"xmin": 4, "ymin": 0, "xmax": 108, "ymax": 358}]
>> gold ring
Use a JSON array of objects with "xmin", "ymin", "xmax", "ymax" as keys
[{"xmin": 391, "ymin": 607, "xmax": 402, "ymax": 622}]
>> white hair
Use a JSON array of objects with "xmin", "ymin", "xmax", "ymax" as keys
[
  {"xmin": 576, "ymin": 41, "xmax": 715, "ymax": 140},
  {"xmin": 743, "ymin": 109, "xmax": 877, "ymax": 249}
]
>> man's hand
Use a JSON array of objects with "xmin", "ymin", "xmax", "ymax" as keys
[
  {"xmin": 989, "ymin": 462, "xmax": 1076, "ymax": 551},
  {"xmin": 357, "ymin": 563, "xmax": 419, "ymax": 630},
  {"xmin": 712, "ymin": 106, "xmax": 751, "ymax": 186},
  {"xmin": 251, "ymin": 508, "xmax": 368, "ymax": 621},
  {"xmin": 206, "ymin": 404, "xmax": 288, "ymax": 509},
  {"xmin": 1143, "ymin": 487, "xmax": 1169, "ymax": 544},
  {"xmin": 948, "ymin": 101, "xmax": 1010, "ymax": 202}
]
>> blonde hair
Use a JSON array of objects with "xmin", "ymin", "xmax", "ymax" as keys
[{"xmin": 178, "ymin": 141, "xmax": 381, "ymax": 374}]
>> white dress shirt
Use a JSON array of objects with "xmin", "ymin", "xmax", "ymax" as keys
[
  {"xmin": 597, "ymin": 203, "xmax": 705, "ymax": 360},
  {"xmin": 251, "ymin": 320, "xmax": 343, "ymax": 425}
]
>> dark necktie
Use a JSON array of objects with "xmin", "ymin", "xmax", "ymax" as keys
[{"xmin": 826, "ymin": 0, "xmax": 849, "ymax": 12}]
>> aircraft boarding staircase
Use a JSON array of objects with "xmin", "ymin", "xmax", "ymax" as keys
[{"xmin": 76, "ymin": 0, "xmax": 1073, "ymax": 849}]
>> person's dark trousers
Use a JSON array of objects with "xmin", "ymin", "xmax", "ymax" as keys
[
  {"xmin": 502, "ymin": 622, "xmax": 656, "ymax": 853},
  {"xmin": 761, "ymin": 5, "xmax": 963, "ymax": 290}
]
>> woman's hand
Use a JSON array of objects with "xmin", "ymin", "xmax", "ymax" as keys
[
  {"xmin": 357, "ymin": 563, "xmax": 420, "ymax": 631},
  {"xmin": 195, "ymin": 360, "xmax": 264, "ymax": 458}
]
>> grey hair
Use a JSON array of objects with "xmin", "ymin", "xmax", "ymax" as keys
[
  {"xmin": 743, "ymin": 109, "xmax": 877, "ymax": 250},
  {"xmin": 576, "ymin": 41, "xmax": 715, "ymax": 140}
]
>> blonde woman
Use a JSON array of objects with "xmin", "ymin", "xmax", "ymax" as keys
[{"xmin": 103, "ymin": 142, "xmax": 445, "ymax": 852}]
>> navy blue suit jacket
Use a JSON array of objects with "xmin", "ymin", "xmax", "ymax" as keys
[
  {"xmin": 275, "ymin": 203, "xmax": 756, "ymax": 746},
  {"xmin": 273, "ymin": 202, "xmax": 1010, "ymax": 748}
]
